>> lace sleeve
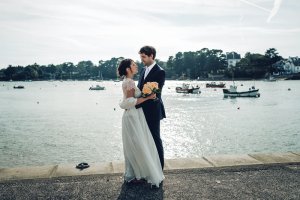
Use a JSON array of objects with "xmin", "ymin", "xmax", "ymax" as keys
[
  {"xmin": 126, "ymin": 79, "xmax": 135, "ymax": 91},
  {"xmin": 119, "ymin": 79, "xmax": 137, "ymax": 109},
  {"xmin": 119, "ymin": 97, "xmax": 137, "ymax": 109}
]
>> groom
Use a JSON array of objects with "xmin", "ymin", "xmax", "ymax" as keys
[{"xmin": 136, "ymin": 45, "xmax": 166, "ymax": 169}]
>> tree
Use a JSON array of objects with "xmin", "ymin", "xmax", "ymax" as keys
[
  {"xmin": 166, "ymin": 56, "xmax": 174, "ymax": 78},
  {"xmin": 24, "ymin": 64, "xmax": 39, "ymax": 80},
  {"xmin": 264, "ymin": 48, "xmax": 283, "ymax": 74},
  {"xmin": 4, "ymin": 65, "xmax": 16, "ymax": 80}
]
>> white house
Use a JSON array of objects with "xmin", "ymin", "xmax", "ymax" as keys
[
  {"xmin": 273, "ymin": 57, "xmax": 300, "ymax": 74},
  {"xmin": 288, "ymin": 57, "xmax": 300, "ymax": 73},
  {"xmin": 226, "ymin": 52, "xmax": 241, "ymax": 68}
]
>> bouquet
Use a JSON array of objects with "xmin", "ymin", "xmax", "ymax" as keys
[{"xmin": 142, "ymin": 82, "xmax": 161, "ymax": 99}]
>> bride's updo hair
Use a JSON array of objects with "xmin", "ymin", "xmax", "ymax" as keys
[{"xmin": 117, "ymin": 58, "xmax": 133, "ymax": 78}]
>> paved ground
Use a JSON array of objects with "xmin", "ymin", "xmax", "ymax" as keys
[{"xmin": 1, "ymin": 164, "xmax": 299, "ymax": 200}]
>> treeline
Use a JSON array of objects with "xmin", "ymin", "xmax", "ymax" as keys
[
  {"xmin": 0, "ymin": 58, "xmax": 137, "ymax": 81},
  {"xmin": 0, "ymin": 48, "xmax": 283, "ymax": 81},
  {"xmin": 233, "ymin": 48, "xmax": 282, "ymax": 79},
  {"xmin": 164, "ymin": 48, "xmax": 282, "ymax": 79}
]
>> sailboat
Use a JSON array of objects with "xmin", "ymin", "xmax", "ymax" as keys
[
  {"xmin": 91, "ymin": 70, "xmax": 105, "ymax": 90},
  {"xmin": 96, "ymin": 71, "xmax": 103, "ymax": 82}
]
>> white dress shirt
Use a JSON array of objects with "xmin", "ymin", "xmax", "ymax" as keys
[{"xmin": 144, "ymin": 62, "xmax": 156, "ymax": 79}]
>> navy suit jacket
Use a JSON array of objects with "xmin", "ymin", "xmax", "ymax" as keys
[{"xmin": 136, "ymin": 64, "xmax": 166, "ymax": 121}]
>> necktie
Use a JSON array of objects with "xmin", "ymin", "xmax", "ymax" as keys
[{"xmin": 144, "ymin": 67, "xmax": 150, "ymax": 79}]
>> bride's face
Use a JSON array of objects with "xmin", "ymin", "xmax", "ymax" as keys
[{"xmin": 130, "ymin": 61, "xmax": 138, "ymax": 75}]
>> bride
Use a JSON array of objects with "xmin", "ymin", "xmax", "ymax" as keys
[{"xmin": 118, "ymin": 58, "xmax": 164, "ymax": 188}]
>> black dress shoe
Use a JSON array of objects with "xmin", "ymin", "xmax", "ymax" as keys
[{"xmin": 76, "ymin": 162, "xmax": 90, "ymax": 170}]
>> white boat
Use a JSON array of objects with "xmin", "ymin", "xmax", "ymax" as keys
[
  {"xmin": 223, "ymin": 85, "xmax": 260, "ymax": 98},
  {"xmin": 89, "ymin": 85, "xmax": 105, "ymax": 90},
  {"xmin": 176, "ymin": 83, "xmax": 200, "ymax": 94},
  {"xmin": 264, "ymin": 76, "xmax": 276, "ymax": 82}
]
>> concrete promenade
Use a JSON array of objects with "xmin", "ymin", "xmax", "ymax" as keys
[{"xmin": 0, "ymin": 152, "xmax": 300, "ymax": 199}]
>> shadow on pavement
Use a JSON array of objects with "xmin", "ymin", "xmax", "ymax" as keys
[{"xmin": 117, "ymin": 182, "xmax": 164, "ymax": 200}]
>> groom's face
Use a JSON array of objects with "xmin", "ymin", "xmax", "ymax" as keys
[{"xmin": 140, "ymin": 53, "xmax": 153, "ymax": 66}]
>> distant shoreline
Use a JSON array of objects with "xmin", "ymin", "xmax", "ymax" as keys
[
  {"xmin": 1, "ymin": 72, "xmax": 300, "ymax": 82},
  {"xmin": 1, "ymin": 77, "xmax": 300, "ymax": 82}
]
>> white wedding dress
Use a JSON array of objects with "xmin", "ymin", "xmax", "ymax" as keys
[{"xmin": 119, "ymin": 77, "xmax": 164, "ymax": 187}]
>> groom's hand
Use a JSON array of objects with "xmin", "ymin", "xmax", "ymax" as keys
[{"xmin": 147, "ymin": 93, "xmax": 156, "ymax": 100}]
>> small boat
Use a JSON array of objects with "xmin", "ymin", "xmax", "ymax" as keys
[
  {"xmin": 176, "ymin": 83, "xmax": 200, "ymax": 94},
  {"xmin": 223, "ymin": 85, "xmax": 260, "ymax": 98},
  {"xmin": 89, "ymin": 85, "xmax": 105, "ymax": 90},
  {"xmin": 113, "ymin": 79, "xmax": 120, "ymax": 82},
  {"xmin": 264, "ymin": 76, "xmax": 276, "ymax": 82},
  {"xmin": 13, "ymin": 85, "xmax": 25, "ymax": 89},
  {"xmin": 206, "ymin": 82, "xmax": 226, "ymax": 88}
]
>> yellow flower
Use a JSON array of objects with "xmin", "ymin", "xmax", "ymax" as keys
[
  {"xmin": 142, "ymin": 86, "xmax": 152, "ymax": 95},
  {"xmin": 150, "ymin": 82, "xmax": 158, "ymax": 89},
  {"xmin": 142, "ymin": 82, "xmax": 160, "ymax": 97}
]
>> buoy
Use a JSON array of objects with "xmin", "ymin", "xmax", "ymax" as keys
[
  {"xmin": 37, "ymin": 101, "xmax": 39, "ymax": 104},
  {"xmin": 288, "ymin": 88, "xmax": 291, "ymax": 91},
  {"xmin": 237, "ymin": 107, "xmax": 240, "ymax": 110},
  {"xmin": 114, "ymin": 108, "xmax": 116, "ymax": 111}
]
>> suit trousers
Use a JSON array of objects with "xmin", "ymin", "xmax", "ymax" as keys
[{"xmin": 146, "ymin": 119, "xmax": 164, "ymax": 170}]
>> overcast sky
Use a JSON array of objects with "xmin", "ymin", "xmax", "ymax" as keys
[{"xmin": 0, "ymin": 0, "xmax": 299, "ymax": 68}]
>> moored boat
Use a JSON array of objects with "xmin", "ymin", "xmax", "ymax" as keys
[
  {"xmin": 89, "ymin": 85, "xmax": 105, "ymax": 90},
  {"xmin": 223, "ymin": 85, "xmax": 260, "ymax": 97},
  {"xmin": 206, "ymin": 82, "xmax": 226, "ymax": 88},
  {"xmin": 13, "ymin": 85, "xmax": 25, "ymax": 89},
  {"xmin": 264, "ymin": 76, "xmax": 277, "ymax": 82},
  {"xmin": 176, "ymin": 83, "xmax": 200, "ymax": 94}
]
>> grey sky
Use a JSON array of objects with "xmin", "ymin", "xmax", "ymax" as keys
[{"xmin": 0, "ymin": 0, "xmax": 299, "ymax": 68}]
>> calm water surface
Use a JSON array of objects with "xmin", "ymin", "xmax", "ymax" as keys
[{"xmin": 0, "ymin": 80, "xmax": 299, "ymax": 168}]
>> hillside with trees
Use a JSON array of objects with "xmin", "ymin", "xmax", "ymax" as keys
[{"xmin": 0, "ymin": 48, "xmax": 288, "ymax": 81}]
